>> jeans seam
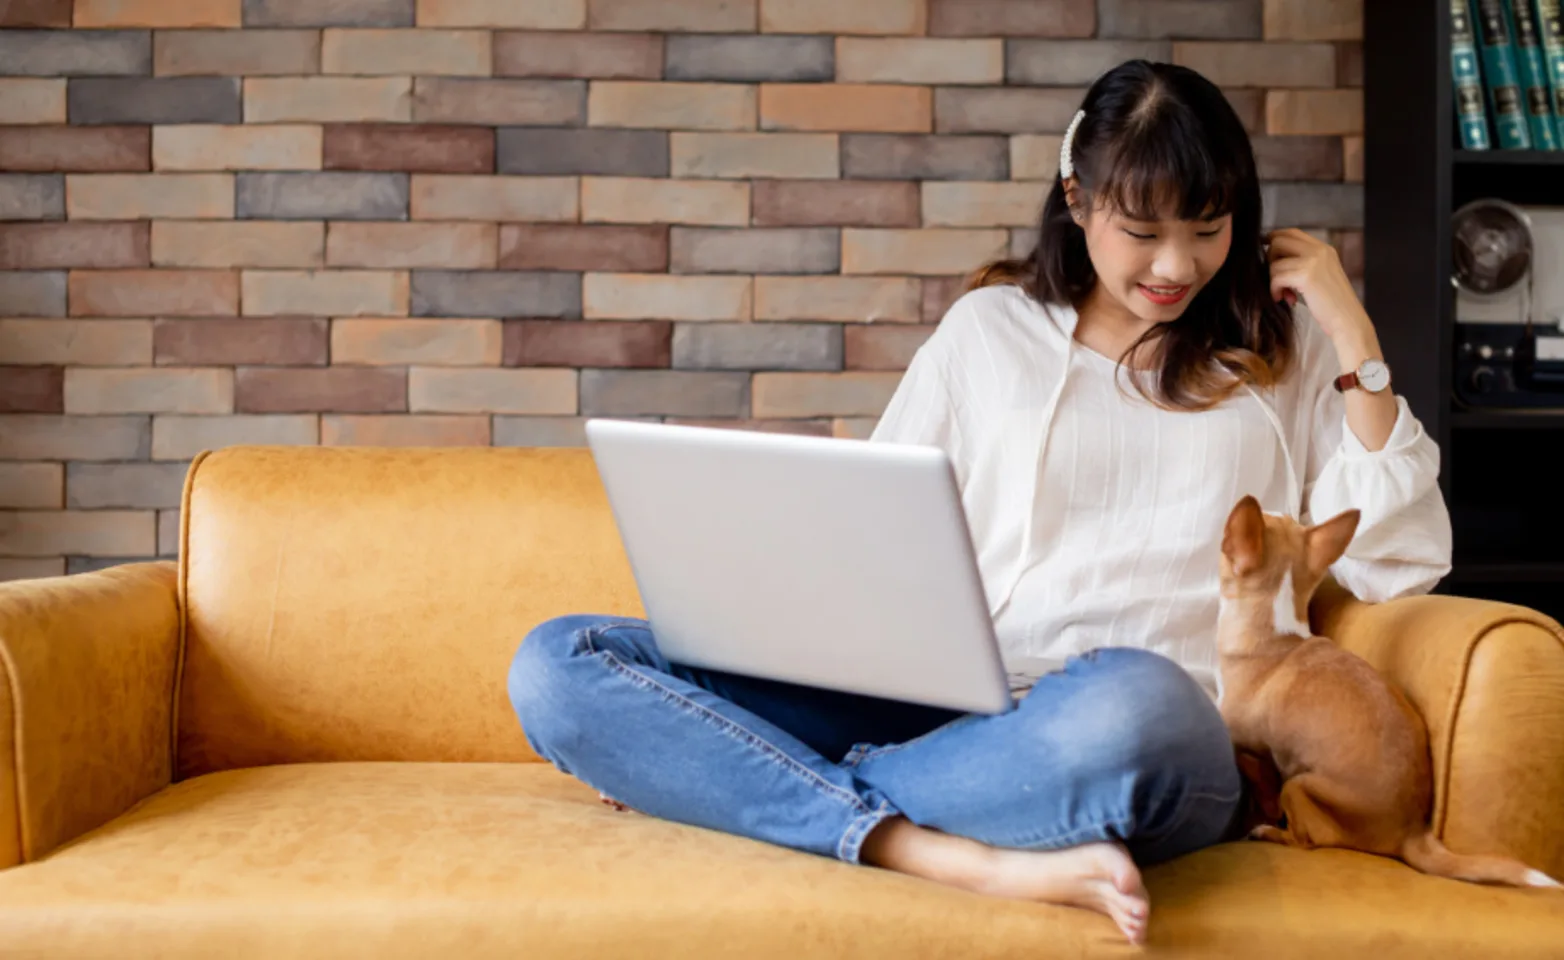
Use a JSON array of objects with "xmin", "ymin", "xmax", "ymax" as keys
[
  {"xmin": 582, "ymin": 622, "xmax": 877, "ymax": 819},
  {"xmin": 842, "ymin": 713, "xmax": 978, "ymax": 768}
]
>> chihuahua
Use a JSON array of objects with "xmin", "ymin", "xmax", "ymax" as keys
[{"xmin": 1215, "ymin": 495, "xmax": 1559, "ymax": 888}]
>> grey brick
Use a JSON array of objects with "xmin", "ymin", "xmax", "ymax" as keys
[
  {"xmin": 66, "ymin": 462, "xmax": 189, "ymax": 509},
  {"xmin": 0, "ymin": 174, "xmax": 64, "ymax": 220},
  {"xmin": 1099, "ymin": 0, "xmax": 1262, "ymax": 39},
  {"xmin": 412, "ymin": 271, "xmax": 581, "ymax": 318},
  {"xmin": 1261, "ymin": 183, "xmax": 1364, "ymax": 230},
  {"xmin": 673, "ymin": 323, "xmax": 841, "ymax": 372},
  {"xmin": 0, "ymin": 30, "xmax": 150, "ymax": 76},
  {"xmin": 935, "ymin": 88, "xmax": 1083, "ymax": 134},
  {"xmin": 665, "ymin": 35, "xmax": 833, "ymax": 82},
  {"xmin": 67, "ymin": 556, "xmax": 161, "ymax": 575},
  {"xmin": 0, "ymin": 415, "xmax": 151, "ymax": 460},
  {"xmin": 69, "ymin": 78, "xmax": 240, "ymax": 125},
  {"xmin": 1006, "ymin": 40, "xmax": 1171, "ymax": 85},
  {"xmin": 496, "ymin": 128, "xmax": 668, "ymax": 177},
  {"xmin": 493, "ymin": 415, "xmax": 662, "ymax": 447},
  {"xmin": 0, "ymin": 272, "xmax": 66, "ymax": 317},
  {"xmin": 243, "ymin": 0, "xmax": 414, "ymax": 26},
  {"xmin": 670, "ymin": 228, "xmax": 839, "ymax": 275},
  {"xmin": 237, "ymin": 172, "xmax": 409, "ymax": 220},
  {"xmin": 1010, "ymin": 228, "xmax": 1039, "ymax": 259},
  {"xmin": 841, "ymin": 134, "xmax": 1008, "ymax": 180},
  {"xmin": 581, "ymin": 369, "xmax": 749, "ymax": 418}
]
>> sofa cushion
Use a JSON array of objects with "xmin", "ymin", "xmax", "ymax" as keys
[
  {"xmin": 177, "ymin": 446, "xmax": 644, "ymax": 778},
  {"xmin": 0, "ymin": 763, "xmax": 1558, "ymax": 958}
]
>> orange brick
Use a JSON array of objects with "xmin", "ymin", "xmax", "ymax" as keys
[
  {"xmin": 832, "ymin": 417, "xmax": 877, "ymax": 440},
  {"xmin": 151, "ymin": 221, "xmax": 325, "ymax": 269},
  {"xmin": 760, "ymin": 0, "xmax": 925, "ymax": 34},
  {"xmin": 754, "ymin": 276, "xmax": 921, "ymax": 322},
  {"xmin": 1172, "ymin": 42, "xmax": 1336, "ymax": 88},
  {"xmin": 0, "ymin": 510, "xmax": 155, "ymax": 557},
  {"xmin": 69, "ymin": 269, "xmax": 239, "ymax": 316},
  {"xmin": 836, "ymin": 38, "xmax": 1001, "ymax": 84},
  {"xmin": 242, "ymin": 270, "xmax": 409, "ymax": 317},
  {"xmin": 0, "ymin": 462, "xmax": 63, "ymax": 509},
  {"xmin": 321, "ymin": 414, "xmax": 490, "ymax": 446},
  {"xmin": 332, "ymin": 318, "xmax": 502, "ymax": 365},
  {"xmin": 74, "ymin": 0, "xmax": 240, "ymax": 27},
  {"xmin": 409, "ymin": 367, "xmax": 577, "ymax": 414},
  {"xmin": 0, "ymin": 319, "xmax": 153, "ymax": 365},
  {"xmin": 582, "ymin": 177, "xmax": 748, "ymax": 226},
  {"xmin": 588, "ymin": 82, "xmax": 756, "ymax": 130},
  {"xmin": 842, "ymin": 228, "xmax": 1006, "ymax": 275},
  {"xmin": 415, "ymin": 0, "xmax": 585, "ymax": 27},
  {"xmin": 752, "ymin": 371, "xmax": 902, "ymax": 417},
  {"xmin": 244, "ymin": 78, "xmax": 413, "ymax": 123},
  {"xmin": 922, "ymin": 182, "xmax": 1045, "ymax": 227},
  {"xmin": 584, "ymin": 273, "xmax": 751, "ymax": 320},
  {"xmin": 761, "ymin": 84, "xmax": 931, "ymax": 133},
  {"xmin": 65, "ymin": 174, "xmax": 234, "ymax": 220},
  {"xmin": 844, "ymin": 324, "xmax": 935, "ymax": 370},
  {"xmin": 64, "ymin": 367, "xmax": 233, "ymax": 414},
  {"xmin": 0, "ymin": 79, "xmax": 66, "ymax": 124},
  {"xmin": 322, "ymin": 28, "xmax": 491, "ymax": 76},
  {"xmin": 409, "ymin": 174, "xmax": 578, "ymax": 221},
  {"xmin": 327, "ymin": 222, "xmax": 496, "ymax": 269},
  {"xmin": 1343, "ymin": 135, "xmax": 1363, "ymax": 183},
  {"xmin": 1264, "ymin": 0, "xmax": 1361, "ymax": 41},
  {"xmin": 151, "ymin": 414, "xmax": 319, "ymax": 460},
  {"xmin": 153, "ymin": 124, "xmax": 322, "ymax": 171},
  {"xmin": 1266, "ymin": 90, "xmax": 1362, "ymax": 135}
]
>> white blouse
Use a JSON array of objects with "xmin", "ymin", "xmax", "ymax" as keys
[{"xmin": 869, "ymin": 283, "xmax": 1453, "ymax": 698}]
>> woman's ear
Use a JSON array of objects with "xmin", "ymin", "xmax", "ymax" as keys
[{"xmin": 1063, "ymin": 179, "xmax": 1084, "ymax": 223}]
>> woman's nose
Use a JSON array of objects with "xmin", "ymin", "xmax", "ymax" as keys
[{"xmin": 1151, "ymin": 245, "xmax": 1197, "ymax": 285}]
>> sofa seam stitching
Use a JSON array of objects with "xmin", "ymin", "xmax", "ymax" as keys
[
  {"xmin": 0, "ymin": 636, "xmax": 25, "ymax": 863},
  {"xmin": 171, "ymin": 448, "xmax": 212, "ymax": 783}
]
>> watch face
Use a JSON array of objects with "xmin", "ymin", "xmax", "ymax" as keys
[{"xmin": 1358, "ymin": 359, "xmax": 1391, "ymax": 392}]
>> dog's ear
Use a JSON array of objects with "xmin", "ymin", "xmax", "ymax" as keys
[
  {"xmin": 1304, "ymin": 508, "xmax": 1360, "ymax": 575},
  {"xmin": 1222, "ymin": 495, "xmax": 1265, "ymax": 575}
]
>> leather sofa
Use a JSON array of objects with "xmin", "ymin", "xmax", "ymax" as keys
[{"xmin": 2, "ymin": 445, "xmax": 1561, "ymax": 958}]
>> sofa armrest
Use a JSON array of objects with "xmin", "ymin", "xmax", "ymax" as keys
[
  {"xmin": 1311, "ymin": 579, "xmax": 1564, "ymax": 879},
  {"xmin": 0, "ymin": 562, "xmax": 180, "ymax": 868}
]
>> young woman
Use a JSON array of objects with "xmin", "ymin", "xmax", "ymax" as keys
[{"xmin": 507, "ymin": 60, "xmax": 1452, "ymax": 944}]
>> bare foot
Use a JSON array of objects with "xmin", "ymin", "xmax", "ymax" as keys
[{"xmin": 860, "ymin": 816, "xmax": 1149, "ymax": 944}]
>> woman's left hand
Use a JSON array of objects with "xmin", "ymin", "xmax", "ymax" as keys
[{"xmin": 1265, "ymin": 228, "xmax": 1374, "ymax": 349}]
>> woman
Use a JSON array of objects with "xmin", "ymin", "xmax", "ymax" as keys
[{"xmin": 507, "ymin": 60, "xmax": 1452, "ymax": 944}]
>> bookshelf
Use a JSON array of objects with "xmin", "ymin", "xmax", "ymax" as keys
[{"xmin": 1365, "ymin": 2, "xmax": 1564, "ymax": 620}]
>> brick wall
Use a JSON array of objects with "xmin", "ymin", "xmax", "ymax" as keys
[{"xmin": 0, "ymin": 0, "xmax": 1363, "ymax": 579}]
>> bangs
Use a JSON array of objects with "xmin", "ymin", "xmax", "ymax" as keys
[{"xmin": 1085, "ymin": 118, "xmax": 1240, "ymax": 222}]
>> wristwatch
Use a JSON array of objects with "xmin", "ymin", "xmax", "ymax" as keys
[{"xmin": 1333, "ymin": 357, "xmax": 1392, "ymax": 394}]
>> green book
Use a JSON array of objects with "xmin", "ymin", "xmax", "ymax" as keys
[
  {"xmin": 1473, "ymin": 0, "xmax": 1534, "ymax": 147},
  {"xmin": 1509, "ymin": 0, "xmax": 1561, "ymax": 148},
  {"xmin": 1453, "ymin": 0, "xmax": 1493, "ymax": 147},
  {"xmin": 1537, "ymin": 0, "xmax": 1564, "ymax": 145}
]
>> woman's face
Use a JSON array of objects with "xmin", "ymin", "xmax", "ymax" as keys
[{"xmin": 1075, "ymin": 192, "xmax": 1234, "ymax": 324}]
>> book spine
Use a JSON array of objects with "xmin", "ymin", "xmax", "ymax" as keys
[
  {"xmin": 1473, "ymin": 0, "xmax": 1535, "ymax": 147},
  {"xmin": 1509, "ymin": 0, "xmax": 1561, "ymax": 148},
  {"xmin": 1453, "ymin": 0, "xmax": 1494, "ymax": 148},
  {"xmin": 1536, "ymin": 0, "xmax": 1564, "ymax": 145}
]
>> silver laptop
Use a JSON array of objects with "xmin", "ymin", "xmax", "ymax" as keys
[{"xmin": 584, "ymin": 418, "xmax": 1015, "ymax": 715}]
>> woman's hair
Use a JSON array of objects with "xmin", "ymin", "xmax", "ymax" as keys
[{"xmin": 970, "ymin": 59, "xmax": 1295, "ymax": 411}]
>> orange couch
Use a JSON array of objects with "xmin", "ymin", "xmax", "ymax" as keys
[{"xmin": 2, "ymin": 445, "xmax": 1561, "ymax": 958}]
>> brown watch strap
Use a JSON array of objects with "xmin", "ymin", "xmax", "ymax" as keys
[{"xmin": 1332, "ymin": 371, "xmax": 1359, "ymax": 393}]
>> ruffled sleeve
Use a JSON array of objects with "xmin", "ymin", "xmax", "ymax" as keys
[
  {"xmin": 868, "ymin": 335, "xmax": 971, "ymax": 489},
  {"xmin": 1296, "ymin": 313, "xmax": 1453, "ymax": 601}
]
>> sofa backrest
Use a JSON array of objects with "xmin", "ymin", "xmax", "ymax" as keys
[{"xmin": 174, "ymin": 445, "xmax": 643, "ymax": 780}]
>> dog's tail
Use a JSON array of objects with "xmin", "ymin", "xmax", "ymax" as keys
[{"xmin": 1401, "ymin": 832, "xmax": 1561, "ymax": 888}]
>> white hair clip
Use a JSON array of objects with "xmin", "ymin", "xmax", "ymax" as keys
[{"xmin": 1059, "ymin": 109, "xmax": 1086, "ymax": 180}]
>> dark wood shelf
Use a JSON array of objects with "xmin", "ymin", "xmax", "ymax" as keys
[
  {"xmin": 1450, "ymin": 410, "xmax": 1564, "ymax": 429},
  {"xmin": 1452, "ymin": 149, "xmax": 1564, "ymax": 165}
]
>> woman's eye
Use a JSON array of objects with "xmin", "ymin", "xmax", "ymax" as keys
[
  {"xmin": 1197, "ymin": 229, "xmax": 1223, "ymax": 238},
  {"xmin": 1123, "ymin": 230, "xmax": 1155, "ymax": 240}
]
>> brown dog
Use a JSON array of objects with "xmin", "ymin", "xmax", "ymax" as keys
[{"xmin": 1215, "ymin": 495, "xmax": 1560, "ymax": 888}]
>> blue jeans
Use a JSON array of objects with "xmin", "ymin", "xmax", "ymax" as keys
[{"xmin": 508, "ymin": 615, "xmax": 1244, "ymax": 866}]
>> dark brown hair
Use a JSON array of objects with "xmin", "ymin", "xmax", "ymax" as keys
[{"xmin": 970, "ymin": 60, "xmax": 1295, "ymax": 411}]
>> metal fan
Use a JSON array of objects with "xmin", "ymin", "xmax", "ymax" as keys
[{"xmin": 1453, "ymin": 198, "xmax": 1533, "ymax": 316}]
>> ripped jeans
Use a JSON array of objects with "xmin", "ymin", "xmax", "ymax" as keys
[{"xmin": 508, "ymin": 615, "xmax": 1244, "ymax": 865}]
